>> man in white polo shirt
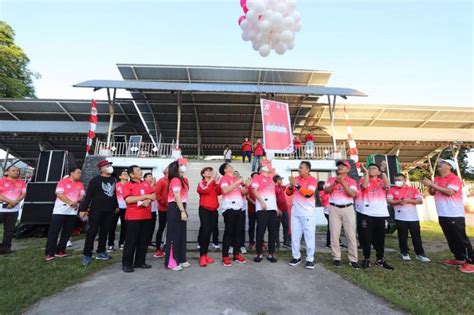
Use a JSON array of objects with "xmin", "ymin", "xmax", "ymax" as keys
[
  {"xmin": 357, "ymin": 164, "xmax": 394, "ymax": 270},
  {"xmin": 286, "ymin": 161, "xmax": 318, "ymax": 270},
  {"xmin": 422, "ymin": 159, "xmax": 473, "ymax": 273},
  {"xmin": 388, "ymin": 173, "xmax": 430, "ymax": 262},
  {"xmin": 252, "ymin": 165, "xmax": 278, "ymax": 263},
  {"xmin": 324, "ymin": 160, "xmax": 360, "ymax": 269},
  {"xmin": 45, "ymin": 167, "xmax": 85, "ymax": 260}
]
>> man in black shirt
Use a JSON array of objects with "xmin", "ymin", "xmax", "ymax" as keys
[{"xmin": 80, "ymin": 160, "xmax": 118, "ymax": 266}]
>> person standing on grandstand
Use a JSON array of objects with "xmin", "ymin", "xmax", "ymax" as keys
[
  {"xmin": 252, "ymin": 138, "xmax": 264, "ymax": 172},
  {"xmin": 241, "ymin": 137, "xmax": 252, "ymax": 163}
]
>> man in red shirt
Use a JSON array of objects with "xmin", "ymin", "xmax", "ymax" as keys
[
  {"xmin": 197, "ymin": 167, "xmax": 221, "ymax": 267},
  {"xmin": 108, "ymin": 169, "xmax": 129, "ymax": 251},
  {"xmin": 324, "ymin": 160, "xmax": 359, "ymax": 269},
  {"xmin": 293, "ymin": 136, "xmax": 302, "ymax": 159},
  {"xmin": 241, "ymin": 137, "xmax": 252, "ymax": 163},
  {"xmin": 422, "ymin": 159, "xmax": 473, "ymax": 273},
  {"xmin": 247, "ymin": 172, "xmax": 258, "ymax": 250},
  {"xmin": 153, "ymin": 167, "xmax": 168, "ymax": 258},
  {"xmin": 0, "ymin": 165, "xmax": 26, "ymax": 255},
  {"xmin": 122, "ymin": 165, "xmax": 156, "ymax": 273},
  {"xmin": 252, "ymin": 138, "xmax": 264, "ymax": 172},
  {"xmin": 304, "ymin": 131, "xmax": 314, "ymax": 157},
  {"xmin": 274, "ymin": 175, "xmax": 290, "ymax": 248},
  {"xmin": 388, "ymin": 173, "xmax": 430, "ymax": 262},
  {"xmin": 45, "ymin": 167, "xmax": 85, "ymax": 260}
]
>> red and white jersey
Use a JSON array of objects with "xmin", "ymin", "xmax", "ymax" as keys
[
  {"xmin": 116, "ymin": 181, "xmax": 127, "ymax": 209},
  {"xmin": 219, "ymin": 175, "xmax": 243, "ymax": 211},
  {"xmin": 387, "ymin": 186, "xmax": 422, "ymax": 221},
  {"xmin": 168, "ymin": 177, "xmax": 189, "ymax": 203},
  {"xmin": 357, "ymin": 177, "xmax": 389, "ymax": 217},
  {"xmin": 0, "ymin": 178, "xmax": 26, "ymax": 212},
  {"xmin": 324, "ymin": 176, "xmax": 357, "ymax": 205},
  {"xmin": 292, "ymin": 175, "xmax": 318, "ymax": 217},
  {"xmin": 251, "ymin": 174, "xmax": 277, "ymax": 211},
  {"xmin": 53, "ymin": 178, "xmax": 85, "ymax": 215},
  {"xmin": 433, "ymin": 173, "xmax": 464, "ymax": 217}
]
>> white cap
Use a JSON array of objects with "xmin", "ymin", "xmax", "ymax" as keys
[{"xmin": 439, "ymin": 159, "xmax": 456, "ymax": 170}]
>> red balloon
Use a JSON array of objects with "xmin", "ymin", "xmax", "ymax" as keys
[
  {"xmin": 240, "ymin": 0, "xmax": 248, "ymax": 13},
  {"xmin": 238, "ymin": 15, "xmax": 246, "ymax": 25}
]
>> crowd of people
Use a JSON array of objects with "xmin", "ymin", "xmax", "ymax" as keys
[{"xmin": 0, "ymin": 156, "xmax": 472, "ymax": 274}]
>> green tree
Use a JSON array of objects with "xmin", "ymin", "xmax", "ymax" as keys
[{"xmin": 0, "ymin": 21, "xmax": 39, "ymax": 98}]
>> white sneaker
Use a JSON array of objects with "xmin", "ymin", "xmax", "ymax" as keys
[
  {"xmin": 66, "ymin": 240, "xmax": 73, "ymax": 248},
  {"xmin": 401, "ymin": 253, "xmax": 411, "ymax": 261},
  {"xmin": 180, "ymin": 261, "xmax": 191, "ymax": 268},
  {"xmin": 240, "ymin": 247, "xmax": 247, "ymax": 254},
  {"xmin": 196, "ymin": 244, "xmax": 201, "ymax": 250},
  {"xmin": 416, "ymin": 255, "xmax": 431, "ymax": 263},
  {"xmin": 171, "ymin": 265, "xmax": 183, "ymax": 271},
  {"xmin": 107, "ymin": 246, "xmax": 114, "ymax": 253},
  {"xmin": 212, "ymin": 243, "xmax": 220, "ymax": 250},
  {"xmin": 228, "ymin": 246, "xmax": 233, "ymax": 254}
]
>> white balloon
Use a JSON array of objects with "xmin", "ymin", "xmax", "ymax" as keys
[
  {"xmin": 279, "ymin": 30, "xmax": 295, "ymax": 44},
  {"xmin": 292, "ymin": 10, "xmax": 301, "ymax": 22},
  {"xmin": 246, "ymin": 9, "xmax": 259, "ymax": 23},
  {"xmin": 282, "ymin": 15, "xmax": 295, "ymax": 30},
  {"xmin": 246, "ymin": 0, "xmax": 257, "ymax": 10},
  {"xmin": 264, "ymin": 0, "xmax": 277, "ymax": 9},
  {"xmin": 241, "ymin": 31, "xmax": 251, "ymax": 42},
  {"xmin": 274, "ymin": 42, "xmax": 287, "ymax": 55},
  {"xmin": 286, "ymin": 0, "xmax": 297, "ymax": 12},
  {"xmin": 248, "ymin": 29, "xmax": 257, "ymax": 40},
  {"xmin": 286, "ymin": 41, "xmax": 295, "ymax": 50},
  {"xmin": 255, "ymin": 32, "xmax": 270, "ymax": 44},
  {"xmin": 270, "ymin": 32, "xmax": 281, "ymax": 45},
  {"xmin": 270, "ymin": 12, "xmax": 284, "ymax": 30},
  {"xmin": 258, "ymin": 19, "xmax": 271, "ymax": 33},
  {"xmin": 252, "ymin": 0, "xmax": 266, "ymax": 15},
  {"xmin": 240, "ymin": 19, "xmax": 250, "ymax": 31},
  {"xmin": 252, "ymin": 40, "xmax": 263, "ymax": 51},
  {"xmin": 293, "ymin": 21, "xmax": 302, "ymax": 32},
  {"xmin": 262, "ymin": 9, "xmax": 273, "ymax": 20},
  {"xmin": 259, "ymin": 44, "xmax": 272, "ymax": 57},
  {"xmin": 275, "ymin": 2, "xmax": 288, "ymax": 16}
]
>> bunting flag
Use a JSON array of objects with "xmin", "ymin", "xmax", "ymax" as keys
[
  {"xmin": 343, "ymin": 105, "xmax": 360, "ymax": 168},
  {"xmin": 86, "ymin": 99, "xmax": 98, "ymax": 156}
]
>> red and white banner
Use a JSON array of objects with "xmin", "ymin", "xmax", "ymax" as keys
[
  {"xmin": 260, "ymin": 99, "xmax": 293, "ymax": 153},
  {"xmin": 85, "ymin": 99, "xmax": 98, "ymax": 155}
]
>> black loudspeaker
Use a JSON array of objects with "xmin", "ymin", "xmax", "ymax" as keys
[
  {"xmin": 34, "ymin": 151, "xmax": 76, "ymax": 182},
  {"xmin": 20, "ymin": 182, "xmax": 57, "ymax": 225}
]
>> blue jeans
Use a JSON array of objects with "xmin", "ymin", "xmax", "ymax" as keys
[
  {"xmin": 252, "ymin": 155, "xmax": 262, "ymax": 172},
  {"xmin": 242, "ymin": 151, "xmax": 251, "ymax": 163}
]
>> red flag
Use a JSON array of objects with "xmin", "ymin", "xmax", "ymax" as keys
[{"xmin": 86, "ymin": 99, "xmax": 98, "ymax": 155}]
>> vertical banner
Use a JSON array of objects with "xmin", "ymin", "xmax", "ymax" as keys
[
  {"xmin": 86, "ymin": 99, "xmax": 97, "ymax": 156},
  {"xmin": 260, "ymin": 99, "xmax": 293, "ymax": 154}
]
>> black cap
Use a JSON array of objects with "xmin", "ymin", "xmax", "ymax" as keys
[{"xmin": 273, "ymin": 175, "xmax": 283, "ymax": 182}]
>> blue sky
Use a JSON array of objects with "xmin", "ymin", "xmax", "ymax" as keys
[{"xmin": 1, "ymin": 0, "xmax": 472, "ymax": 105}]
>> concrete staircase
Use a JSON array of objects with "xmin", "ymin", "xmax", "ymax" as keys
[{"xmin": 184, "ymin": 160, "xmax": 253, "ymax": 238}]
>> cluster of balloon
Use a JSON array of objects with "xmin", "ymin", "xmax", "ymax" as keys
[{"xmin": 238, "ymin": 0, "xmax": 302, "ymax": 57}]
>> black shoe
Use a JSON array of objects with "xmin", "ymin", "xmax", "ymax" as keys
[
  {"xmin": 282, "ymin": 241, "xmax": 291, "ymax": 248},
  {"xmin": 349, "ymin": 261, "xmax": 361, "ymax": 269},
  {"xmin": 375, "ymin": 260, "xmax": 394, "ymax": 270},
  {"xmin": 289, "ymin": 258, "xmax": 301, "ymax": 266},
  {"xmin": 134, "ymin": 263, "xmax": 152, "ymax": 269},
  {"xmin": 325, "ymin": 244, "xmax": 331, "ymax": 249},
  {"xmin": 267, "ymin": 255, "xmax": 278, "ymax": 263},
  {"xmin": 123, "ymin": 266, "xmax": 134, "ymax": 273},
  {"xmin": 333, "ymin": 260, "xmax": 341, "ymax": 267},
  {"xmin": 0, "ymin": 248, "xmax": 13, "ymax": 255},
  {"xmin": 254, "ymin": 255, "xmax": 263, "ymax": 263},
  {"xmin": 305, "ymin": 261, "xmax": 315, "ymax": 269},
  {"xmin": 361, "ymin": 259, "xmax": 370, "ymax": 269}
]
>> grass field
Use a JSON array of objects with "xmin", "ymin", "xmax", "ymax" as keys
[
  {"xmin": 0, "ymin": 229, "xmax": 118, "ymax": 314},
  {"xmin": 0, "ymin": 222, "xmax": 473, "ymax": 314}
]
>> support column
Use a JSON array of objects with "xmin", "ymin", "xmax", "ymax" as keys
[
  {"xmin": 176, "ymin": 92, "xmax": 182, "ymax": 147},
  {"xmin": 2, "ymin": 147, "xmax": 10, "ymax": 171},
  {"xmin": 453, "ymin": 145, "xmax": 462, "ymax": 178},
  {"xmin": 327, "ymin": 95, "xmax": 338, "ymax": 157},
  {"xmin": 106, "ymin": 88, "xmax": 116, "ymax": 149}
]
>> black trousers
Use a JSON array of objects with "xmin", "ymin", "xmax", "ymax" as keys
[
  {"xmin": 155, "ymin": 211, "xmax": 167, "ymax": 249},
  {"xmin": 222, "ymin": 209, "xmax": 242, "ymax": 257},
  {"xmin": 358, "ymin": 213, "xmax": 386, "ymax": 260},
  {"xmin": 165, "ymin": 203, "xmax": 187, "ymax": 267},
  {"xmin": 242, "ymin": 151, "xmax": 251, "ymax": 163},
  {"xmin": 212, "ymin": 212, "xmax": 219, "ymax": 245},
  {"xmin": 240, "ymin": 210, "xmax": 246, "ymax": 247},
  {"xmin": 108, "ymin": 208, "xmax": 126, "ymax": 247},
  {"xmin": 396, "ymin": 220, "xmax": 425, "ymax": 256},
  {"xmin": 324, "ymin": 213, "xmax": 331, "ymax": 246},
  {"xmin": 0, "ymin": 212, "xmax": 18, "ymax": 248},
  {"xmin": 198, "ymin": 207, "xmax": 218, "ymax": 256},
  {"xmin": 83, "ymin": 211, "xmax": 113, "ymax": 256},
  {"xmin": 147, "ymin": 211, "xmax": 157, "ymax": 245},
  {"xmin": 248, "ymin": 212, "xmax": 256, "ymax": 244},
  {"xmin": 45, "ymin": 214, "xmax": 76, "ymax": 256},
  {"xmin": 256, "ymin": 210, "xmax": 278, "ymax": 255},
  {"xmin": 439, "ymin": 216, "xmax": 473, "ymax": 263},
  {"xmin": 277, "ymin": 211, "xmax": 290, "ymax": 244},
  {"xmin": 122, "ymin": 219, "xmax": 152, "ymax": 268}
]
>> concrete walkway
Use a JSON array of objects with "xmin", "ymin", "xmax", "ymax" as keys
[{"xmin": 27, "ymin": 252, "xmax": 401, "ymax": 315}]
